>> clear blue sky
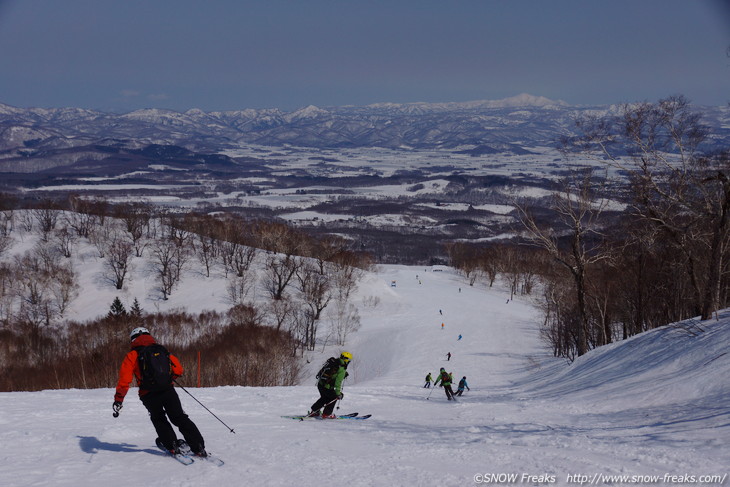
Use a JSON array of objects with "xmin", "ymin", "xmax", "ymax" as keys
[{"xmin": 0, "ymin": 0, "xmax": 728, "ymax": 112}]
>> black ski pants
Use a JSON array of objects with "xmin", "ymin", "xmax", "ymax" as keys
[
  {"xmin": 141, "ymin": 387, "xmax": 205, "ymax": 453},
  {"xmin": 443, "ymin": 384, "xmax": 455, "ymax": 400},
  {"xmin": 311, "ymin": 383, "xmax": 339, "ymax": 416}
]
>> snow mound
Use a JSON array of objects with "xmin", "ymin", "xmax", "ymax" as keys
[{"xmin": 521, "ymin": 312, "xmax": 730, "ymax": 409}]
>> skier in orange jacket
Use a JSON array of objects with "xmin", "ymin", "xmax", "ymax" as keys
[{"xmin": 113, "ymin": 327, "xmax": 207, "ymax": 457}]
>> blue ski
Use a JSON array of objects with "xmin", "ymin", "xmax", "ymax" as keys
[{"xmin": 281, "ymin": 412, "xmax": 371, "ymax": 420}]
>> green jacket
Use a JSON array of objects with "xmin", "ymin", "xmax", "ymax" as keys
[
  {"xmin": 321, "ymin": 359, "xmax": 348, "ymax": 395},
  {"xmin": 434, "ymin": 370, "xmax": 451, "ymax": 386}
]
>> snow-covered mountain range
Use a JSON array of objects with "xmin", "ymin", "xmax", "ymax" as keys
[{"xmin": 1, "ymin": 94, "xmax": 728, "ymax": 159}]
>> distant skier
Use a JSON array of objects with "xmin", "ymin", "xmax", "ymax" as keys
[
  {"xmin": 454, "ymin": 376, "xmax": 470, "ymax": 396},
  {"xmin": 441, "ymin": 322, "xmax": 445, "ymax": 330},
  {"xmin": 113, "ymin": 327, "xmax": 208, "ymax": 457},
  {"xmin": 439, "ymin": 309, "xmax": 443, "ymax": 315},
  {"xmin": 446, "ymin": 352, "xmax": 451, "ymax": 361},
  {"xmin": 458, "ymin": 334, "xmax": 462, "ymax": 341},
  {"xmin": 308, "ymin": 352, "xmax": 352, "ymax": 418},
  {"xmin": 424, "ymin": 372, "xmax": 433, "ymax": 388},
  {"xmin": 433, "ymin": 368, "xmax": 455, "ymax": 401}
]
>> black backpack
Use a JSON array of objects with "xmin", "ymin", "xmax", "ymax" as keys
[
  {"xmin": 316, "ymin": 357, "xmax": 340, "ymax": 386},
  {"xmin": 137, "ymin": 343, "xmax": 173, "ymax": 391}
]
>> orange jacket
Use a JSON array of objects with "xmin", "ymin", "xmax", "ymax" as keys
[{"xmin": 114, "ymin": 334, "xmax": 183, "ymax": 403}]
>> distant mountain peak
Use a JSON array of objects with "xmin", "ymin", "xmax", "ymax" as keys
[
  {"xmin": 367, "ymin": 94, "xmax": 566, "ymax": 113},
  {"xmin": 491, "ymin": 93, "xmax": 567, "ymax": 108},
  {"xmin": 286, "ymin": 105, "xmax": 330, "ymax": 121}
]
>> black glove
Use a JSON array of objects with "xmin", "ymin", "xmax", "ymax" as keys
[
  {"xmin": 337, "ymin": 393, "xmax": 344, "ymax": 400},
  {"xmin": 112, "ymin": 401, "xmax": 123, "ymax": 417}
]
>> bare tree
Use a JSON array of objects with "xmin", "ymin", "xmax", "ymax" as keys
[
  {"xmin": 51, "ymin": 264, "xmax": 78, "ymax": 316},
  {"xmin": 289, "ymin": 308, "xmax": 318, "ymax": 352},
  {"xmin": 0, "ymin": 236, "xmax": 12, "ymax": 257},
  {"xmin": 264, "ymin": 297, "xmax": 294, "ymax": 332},
  {"xmin": 0, "ymin": 263, "xmax": 15, "ymax": 326},
  {"xmin": 516, "ymin": 170, "xmax": 611, "ymax": 356},
  {"xmin": 296, "ymin": 261, "xmax": 333, "ymax": 321},
  {"xmin": 232, "ymin": 244, "xmax": 257, "ymax": 278},
  {"xmin": 106, "ymin": 232, "xmax": 134, "ymax": 290},
  {"xmin": 65, "ymin": 197, "xmax": 98, "ymax": 239},
  {"xmin": 117, "ymin": 202, "xmax": 152, "ymax": 257},
  {"xmin": 327, "ymin": 299, "xmax": 361, "ymax": 346},
  {"xmin": 263, "ymin": 254, "xmax": 301, "ymax": 301},
  {"xmin": 18, "ymin": 211, "xmax": 34, "ymax": 233},
  {"xmin": 255, "ymin": 220, "xmax": 306, "ymax": 256},
  {"xmin": 478, "ymin": 246, "xmax": 500, "ymax": 287},
  {"xmin": 194, "ymin": 232, "xmax": 219, "ymax": 278},
  {"xmin": 151, "ymin": 238, "xmax": 178, "ymax": 300},
  {"xmin": 564, "ymin": 95, "xmax": 727, "ymax": 320},
  {"xmin": 53, "ymin": 227, "xmax": 76, "ymax": 258},
  {"xmin": 287, "ymin": 308, "xmax": 311, "ymax": 355},
  {"xmin": 330, "ymin": 260, "xmax": 362, "ymax": 303},
  {"xmin": 31, "ymin": 205, "xmax": 59, "ymax": 242},
  {"xmin": 13, "ymin": 247, "xmax": 78, "ymax": 327},
  {"xmin": 227, "ymin": 269, "xmax": 256, "ymax": 305},
  {"xmin": 89, "ymin": 223, "xmax": 115, "ymax": 258},
  {"xmin": 0, "ymin": 209, "xmax": 14, "ymax": 237}
]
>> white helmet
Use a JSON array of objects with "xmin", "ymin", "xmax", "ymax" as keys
[{"xmin": 129, "ymin": 327, "xmax": 150, "ymax": 341}]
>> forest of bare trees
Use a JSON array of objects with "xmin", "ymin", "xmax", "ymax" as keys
[
  {"xmin": 448, "ymin": 96, "xmax": 730, "ymax": 361},
  {"xmin": 0, "ymin": 197, "xmax": 370, "ymax": 391}
]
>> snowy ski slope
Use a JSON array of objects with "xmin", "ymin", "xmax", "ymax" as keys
[{"xmin": 0, "ymin": 265, "xmax": 728, "ymax": 486}]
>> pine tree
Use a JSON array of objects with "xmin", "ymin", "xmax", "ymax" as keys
[
  {"xmin": 129, "ymin": 297, "xmax": 143, "ymax": 324},
  {"xmin": 108, "ymin": 297, "xmax": 127, "ymax": 319}
]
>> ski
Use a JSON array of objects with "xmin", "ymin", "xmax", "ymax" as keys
[
  {"xmin": 193, "ymin": 453, "xmax": 225, "ymax": 466},
  {"xmin": 281, "ymin": 412, "xmax": 371, "ymax": 420},
  {"xmin": 281, "ymin": 411, "xmax": 357, "ymax": 420},
  {"xmin": 171, "ymin": 439, "xmax": 225, "ymax": 466},
  {"xmin": 155, "ymin": 438, "xmax": 194, "ymax": 465}
]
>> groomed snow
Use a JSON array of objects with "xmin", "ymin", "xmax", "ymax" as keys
[{"xmin": 0, "ymin": 265, "xmax": 728, "ymax": 486}]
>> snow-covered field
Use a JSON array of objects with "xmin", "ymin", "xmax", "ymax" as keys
[{"xmin": 0, "ymin": 265, "xmax": 728, "ymax": 486}]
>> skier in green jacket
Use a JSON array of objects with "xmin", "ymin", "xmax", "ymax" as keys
[
  {"xmin": 433, "ymin": 367, "xmax": 455, "ymax": 401},
  {"xmin": 308, "ymin": 352, "xmax": 352, "ymax": 418}
]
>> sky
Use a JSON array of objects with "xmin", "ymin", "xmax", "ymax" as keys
[{"xmin": 0, "ymin": 0, "xmax": 728, "ymax": 113}]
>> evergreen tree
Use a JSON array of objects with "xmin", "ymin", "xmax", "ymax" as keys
[
  {"xmin": 129, "ymin": 297, "xmax": 143, "ymax": 324},
  {"xmin": 108, "ymin": 297, "xmax": 127, "ymax": 319}
]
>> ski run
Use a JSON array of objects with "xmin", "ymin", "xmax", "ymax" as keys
[{"xmin": 0, "ymin": 264, "xmax": 728, "ymax": 486}]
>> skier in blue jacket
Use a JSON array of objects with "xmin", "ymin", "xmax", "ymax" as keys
[{"xmin": 454, "ymin": 376, "xmax": 470, "ymax": 396}]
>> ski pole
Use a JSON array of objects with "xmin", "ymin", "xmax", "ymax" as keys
[
  {"xmin": 336, "ymin": 384, "xmax": 344, "ymax": 410},
  {"xmin": 323, "ymin": 396, "xmax": 340, "ymax": 411},
  {"xmin": 174, "ymin": 379, "xmax": 236, "ymax": 434},
  {"xmin": 426, "ymin": 384, "xmax": 435, "ymax": 400}
]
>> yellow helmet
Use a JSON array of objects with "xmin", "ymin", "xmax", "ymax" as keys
[{"xmin": 340, "ymin": 351, "xmax": 353, "ymax": 363}]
